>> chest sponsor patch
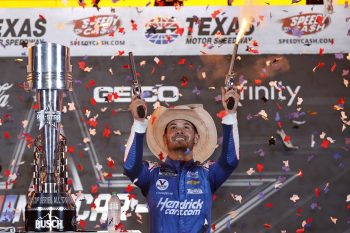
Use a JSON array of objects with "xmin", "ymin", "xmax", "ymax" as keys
[
  {"xmin": 156, "ymin": 179, "xmax": 169, "ymax": 191},
  {"xmin": 159, "ymin": 167, "xmax": 178, "ymax": 177},
  {"xmin": 187, "ymin": 188, "xmax": 204, "ymax": 195},
  {"xmin": 186, "ymin": 171, "xmax": 199, "ymax": 179},
  {"xmin": 186, "ymin": 180, "xmax": 201, "ymax": 185},
  {"xmin": 157, "ymin": 197, "xmax": 203, "ymax": 216}
]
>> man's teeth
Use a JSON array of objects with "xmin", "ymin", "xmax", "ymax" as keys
[{"xmin": 175, "ymin": 137, "xmax": 185, "ymax": 141}]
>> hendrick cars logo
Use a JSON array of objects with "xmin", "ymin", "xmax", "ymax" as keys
[
  {"xmin": 73, "ymin": 15, "xmax": 121, "ymax": 37},
  {"xmin": 281, "ymin": 13, "xmax": 330, "ymax": 36},
  {"xmin": 145, "ymin": 17, "xmax": 180, "ymax": 44}
]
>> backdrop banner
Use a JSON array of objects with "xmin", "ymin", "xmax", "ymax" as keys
[{"xmin": 0, "ymin": 5, "xmax": 349, "ymax": 56}]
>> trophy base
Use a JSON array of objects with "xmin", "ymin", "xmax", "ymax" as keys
[{"xmin": 25, "ymin": 192, "xmax": 77, "ymax": 232}]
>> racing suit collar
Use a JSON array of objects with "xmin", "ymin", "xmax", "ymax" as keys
[{"xmin": 165, "ymin": 157, "xmax": 195, "ymax": 172}]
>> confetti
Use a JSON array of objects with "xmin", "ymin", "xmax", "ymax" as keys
[{"xmin": 290, "ymin": 194, "xmax": 300, "ymax": 203}]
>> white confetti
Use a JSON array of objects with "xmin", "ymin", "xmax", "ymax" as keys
[
  {"xmin": 22, "ymin": 120, "xmax": 29, "ymax": 129},
  {"xmin": 89, "ymin": 128, "xmax": 96, "ymax": 136},
  {"xmin": 68, "ymin": 102, "xmax": 75, "ymax": 111},
  {"xmin": 201, "ymin": 72, "xmax": 206, "ymax": 79},
  {"xmin": 246, "ymin": 168, "xmax": 255, "ymax": 175},
  {"xmin": 161, "ymin": 75, "xmax": 166, "ymax": 81},
  {"xmin": 330, "ymin": 217, "xmax": 338, "ymax": 224},
  {"xmin": 297, "ymin": 97, "xmax": 303, "ymax": 106},
  {"xmin": 290, "ymin": 194, "xmax": 300, "ymax": 203},
  {"xmin": 140, "ymin": 60, "xmax": 146, "ymax": 66},
  {"xmin": 346, "ymin": 194, "xmax": 350, "ymax": 202},
  {"xmin": 83, "ymin": 137, "xmax": 90, "ymax": 143},
  {"xmin": 320, "ymin": 132, "xmax": 326, "ymax": 139},
  {"xmin": 154, "ymin": 57, "xmax": 160, "ymax": 65},
  {"xmin": 344, "ymin": 79, "xmax": 349, "ymax": 87},
  {"xmin": 109, "ymin": 68, "xmax": 113, "ymax": 75}
]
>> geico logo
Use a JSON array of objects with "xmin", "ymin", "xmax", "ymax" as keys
[
  {"xmin": 35, "ymin": 219, "xmax": 64, "ymax": 229},
  {"xmin": 93, "ymin": 86, "xmax": 179, "ymax": 103}
]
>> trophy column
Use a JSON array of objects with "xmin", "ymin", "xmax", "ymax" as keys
[{"xmin": 24, "ymin": 43, "xmax": 77, "ymax": 232}]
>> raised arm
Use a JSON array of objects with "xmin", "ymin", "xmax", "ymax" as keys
[
  {"xmin": 208, "ymin": 88, "xmax": 240, "ymax": 193},
  {"xmin": 123, "ymin": 96, "xmax": 150, "ymax": 195}
]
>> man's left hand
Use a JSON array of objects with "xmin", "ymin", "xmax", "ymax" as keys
[{"xmin": 221, "ymin": 87, "xmax": 240, "ymax": 113}]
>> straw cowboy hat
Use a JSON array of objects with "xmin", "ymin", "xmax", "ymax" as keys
[{"xmin": 146, "ymin": 104, "xmax": 217, "ymax": 163}]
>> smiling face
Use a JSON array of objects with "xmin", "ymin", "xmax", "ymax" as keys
[{"xmin": 163, "ymin": 119, "xmax": 199, "ymax": 160}]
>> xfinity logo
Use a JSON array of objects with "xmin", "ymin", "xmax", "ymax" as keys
[
  {"xmin": 239, "ymin": 81, "xmax": 300, "ymax": 106},
  {"xmin": 156, "ymin": 179, "xmax": 169, "ymax": 191},
  {"xmin": 93, "ymin": 86, "xmax": 179, "ymax": 103},
  {"xmin": 35, "ymin": 213, "xmax": 63, "ymax": 230}
]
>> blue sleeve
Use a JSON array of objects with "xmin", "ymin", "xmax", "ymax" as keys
[
  {"xmin": 209, "ymin": 124, "xmax": 239, "ymax": 193},
  {"xmin": 123, "ymin": 132, "xmax": 151, "ymax": 196}
]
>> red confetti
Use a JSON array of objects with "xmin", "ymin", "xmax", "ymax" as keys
[
  {"xmin": 4, "ymin": 169, "xmax": 11, "ymax": 177},
  {"xmin": 265, "ymin": 202, "xmax": 273, "ymax": 208},
  {"xmin": 175, "ymin": 26, "xmax": 184, "ymax": 36},
  {"xmin": 67, "ymin": 178, "xmax": 73, "ymax": 185},
  {"xmin": 107, "ymin": 158, "xmax": 115, "ymax": 168},
  {"xmin": 319, "ymin": 48, "xmax": 324, "ymax": 56},
  {"xmin": 338, "ymin": 97, "xmax": 345, "ymax": 105},
  {"xmin": 118, "ymin": 27, "xmax": 125, "ymax": 33},
  {"xmin": 253, "ymin": 40, "xmax": 259, "ymax": 46},
  {"xmin": 67, "ymin": 146, "xmax": 75, "ymax": 154},
  {"xmin": 178, "ymin": 58, "xmax": 186, "ymax": 65},
  {"xmin": 108, "ymin": 30, "xmax": 115, "ymax": 37},
  {"xmin": 118, "ymin": 50, "xmax": 125, "ymax": 56},
  {"xmin": 263, "ymin": 223, "xmax": 272, "ymax": 229},
  {"xmin": 115, "ymin": 223, "xmax": 125, "ymax": 230},
  {"xmin": 320, "ymin": 139, "xmax": 330, "ymax": 149},
  {"xmin": 257, "ymin": 163, "xmax": 264, "ymax": 173},
  {"xmin": 254, "ymin": 79, "xmax": 262, "ymax": 85},
  {"xmin": 86, "ymin": 119, "xmax": 97, "ymax": 128},
  {"xmin": 33, "ymin": 103, "xmax": 40, "ymax": 110},
  {"xmin": 296, "ymin": 228, "xmax": 305, "ymax": 233},
  {"xmin": 89, "ymin": 79, "xmax": 96, "ymax": 87},
  {"xmin": 211, "ymin": 10, "xmax": 221, "ymax": 18},
  {"xmin": 316, "ymin": 15, "xmax": 323, "ymax": 25},
  {"xmin": 91, "ymin": 184, "xmax": 98, "ymax": 194},
  {"xmin": 181, "ymin": 80, "xmax": 188, "ymax": 87},
  {"xmin": 277, "ymin": 121, "xmax": 283, "ymax": 128},
  {"xmin": 90, "ymin": 98, "xmax": 97, "ymax": 106},
  {"xmin": 125, "ymin": 184, "xmax": 134, "ymax": 193},
  {"xmin": 316, "ymin": 62, "xmax": 325, "ymax": 69},
  {"xmin": 90, "ymin": 202, "xmax": 96, "ymax": 210},
  {"xmin": 216, "ymin": 110, "xmax": 228, "ymax": 119},
  {"xmin": 79, "ymin": 219, "xmax": 86, "ymax": 229},
  {"xmin": 212, "ymin": 194, "xmax": 217, "ymax": 201},
  {"xmin": 8, "ymin": 201, "xmax": 11, "ymax": 209},
  {"xmin": 296, "ymin": 208, "xmax": 302, "ymax": 216},
  {"xmin": 331, "ymin": 62, "xmax": 336, "ymax": 72},
  {"xmin": 211, "ymin": 223, "xmax": 216, "ymax": 231},
  {"xmin": 297, "ymin": 169, "xmax": 303, "ymax": 177},
  {"xmin": 4, "ymin": 131, "xmax": 10, "ymax": 139},
  {"xmin": 78, "ymin": 61, "xmax": 86, "ymax": 70},
  {"xmin": 78, "ymin": 0, "xmax": 87, "ymax": 7},
  {"xmin": 103, "ymin": 127, "xmax": 111, "ymax": 138},
  {"xmin": 89, "ymin": 16, "xmax": 97, "ymax": 23},
  {"xmin": 128, "ymin": 193, "xmax": 136, "ymax": 200},
  {"xmin": 39, "ymin": 15, "xmax": 46, "ymax": 21},
  {"xmin": 77, "ymin": 163, "xmax": 84, "ymax": 171},
  {"xmin": 315, "ymin": 187, "xmax": 321, "ymax": 197},
  {"xmin": 284, "ymin": 135, "xmax": 291, "ymax": 142},
  {"xmin": 158, "ymin": 152, "xmax": 164, "ymax": 161},
  {"xmin": 131, "ymin": 20, "xmax": 138, "ymax": 31}
]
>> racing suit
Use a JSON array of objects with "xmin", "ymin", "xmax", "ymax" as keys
[{"xmin": 123, "ymin": 113, "xmax": 239, "ymax": 233}]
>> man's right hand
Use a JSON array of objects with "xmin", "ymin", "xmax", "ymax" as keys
[{"xmin": 129, "ymin": 95, "xmax": 147, "ymax": 121}]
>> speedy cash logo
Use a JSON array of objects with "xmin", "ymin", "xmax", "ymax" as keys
[
  {"xmin": 73, "ymin": 15, "xmax": 121, "ymax": 37},
  {"xmin": 281, "ymin": 13, "xmax": 330, "ymax": 36},
  {"xmin": 145, "ymin": 17, "xmax": 180, "ymax": 44}
]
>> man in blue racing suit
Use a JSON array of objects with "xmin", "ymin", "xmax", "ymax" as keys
[{"xmin": 123, "ymin": 87, "xmax": 240, "ymax": 233}]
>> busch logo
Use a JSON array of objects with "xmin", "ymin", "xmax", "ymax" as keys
[
  {"xmin": 281, "ymin": 13, "xmax": 330, "ymax": 36},
  {"xmin": 35, "ymin": 213, "xmax": 63, "ymax": 230},
  {"xmin": 157, "ymin": 198, "xmax": 203, "ymax": 216},
  {"xmin": 73, "ymin": 15, "xmax": 121, "ymax": 37}
]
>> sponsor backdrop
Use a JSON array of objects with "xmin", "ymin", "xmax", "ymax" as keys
[
  {"xmin": 0, "ymin": 6, "xmax": 349, "ymax": 56},
  {"xmin": 0, "ymin": 53, "xmax": 349, "ymax": 232}
]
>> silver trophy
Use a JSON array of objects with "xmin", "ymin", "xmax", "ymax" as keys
[{"xmin": 24, "ymin": 43, "xmax": 76, "ymax": 231}]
